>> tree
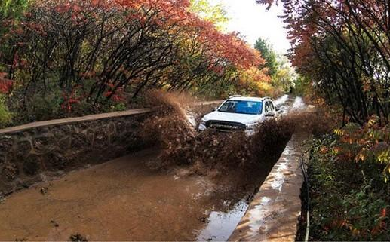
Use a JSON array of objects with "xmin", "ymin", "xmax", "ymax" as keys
[
  {"xmin": 0, "ymin": 0, "xmax": 267, "ymax": 121},
  {"xmin": 189, "ymin": 0, "xmax": 229, "ymax": 31},
  {"xmin": 257, "ymin": 0, "xmax": 390, "ymax": 125},
  {"xmin": 254, "ymin": 37, "xmax": 278, "ymax": 76},
  {"xmin": 0, "ymin": 0, "xmax": 30, "ymax": 19},
  {"xmin": 273, "ymin": 54, "xmax": 296, "ymax": 92}
]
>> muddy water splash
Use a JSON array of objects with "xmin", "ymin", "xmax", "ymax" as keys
[
  {"xmin": 273, "ymin": 94, "xmax": 289, "ymax": 106},
  {"xmin": 292, "ymin": 96, "xmax": 306, "ymax": 110}
]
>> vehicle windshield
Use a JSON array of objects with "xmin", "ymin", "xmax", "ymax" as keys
[{"xmin": 218, "ymin": 100, "xmax": 263, "ymax": 115}]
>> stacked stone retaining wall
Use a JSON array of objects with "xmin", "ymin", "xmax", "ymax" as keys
[{"xmin": 0, "ymin": 110, "xmax": 151, "ymax": 196}]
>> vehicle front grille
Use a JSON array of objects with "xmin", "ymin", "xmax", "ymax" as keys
[{"xmin": 205, "ymin": 120, "xmax": 246, "ymax": 131}]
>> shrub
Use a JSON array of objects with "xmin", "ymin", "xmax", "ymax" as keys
[
  {"xmin": 0, "ymin": 95, "xmax": 13, "ymax": 128},
  {"xmin": 305, "ymin": 135, "xmax": 390, "ymax": 240}
]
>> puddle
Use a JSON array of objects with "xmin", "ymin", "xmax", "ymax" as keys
[
  {"xmin": 271, "ymin": 162, "xmax": 288, "ymax": 192},
  {"xmin": 197, "ymin": 200, "xmax": 248, "ymax": 241},
  {"xmin": 247, "ymin": 196, "xmax": 272, "ymax": 236}
]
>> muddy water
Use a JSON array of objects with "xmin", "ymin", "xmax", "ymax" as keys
[
  {"xmin": 0, "ymin": 96, "xmax": 298, "ymax": 241},
  {"xmin": 0, "ymin": 149, "xmax": 273, "ymax": 241},
  {"xmin": 197, "ymin": 200, "xmax": 248, "ymax": 241},
  {"xmin": 0, "ymin": 150, "xmax": 205, "ymax": 240}
]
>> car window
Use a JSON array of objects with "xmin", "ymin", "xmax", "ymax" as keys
[
  {"xmin": 265, "ymin": 101, "xmax": 271, "ymax": 113},
  {"xmin": 218, "ymin": 100, "xmax": 263, "ymax": 115}
]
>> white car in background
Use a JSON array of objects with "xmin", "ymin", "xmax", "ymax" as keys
[{"xmin": 198, "ymin": 96, "xmax": 278, "ymax": 135}]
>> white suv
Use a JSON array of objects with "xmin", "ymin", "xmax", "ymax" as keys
[{"xmin": 198, "ymin": 96, "xmax": 277, "ymax": 135}]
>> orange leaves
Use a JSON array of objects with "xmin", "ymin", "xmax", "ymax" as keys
[
  {"xmin": 61, "ymin": 86, "xmax": 83, "ymax": 112},
  {"xmin": 320, "ymin": 146, "xmax": 329, "ymax": 154},
  {"xmin": 91, "ymin": 0, "xmax": 101, "ymax": 6},
  {"xmin": 104, "ymin": 82, "xmax": 126, "ymax": 102},
  {"xmin": 333, "ymin": 119, "xmax": 390, "ymax": 178}
]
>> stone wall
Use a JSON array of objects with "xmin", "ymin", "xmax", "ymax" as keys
[{"xmin": 0, "ymin": 110, "xmax": 151, "ymax": 196}]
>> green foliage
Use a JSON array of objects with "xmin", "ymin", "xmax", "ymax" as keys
[
  {"xmin": 189, "ymin": 0, "xmax": 229, "ymax": 31},
  {"xmin": 110, "ymin": 103, "xmax": 127, "ymax": 112},
  {"xmin": 254, "ymin": 38, "xmax": 297, "ymax": 93},
  {"xmin": 273, "ymin": 55, "xmax": 296, "ymax": 92},
  {"xmin": 293, "ymin": 75, "xmax": 311, "ymax": 95},
  {"xmin": 307, "ymin": 135, "xmax": 390, "ymax": 240},
  {"xmin": 254, "ymin": 38, "xmax": 278, "ymax": 76},
  {"xmin": 0, "ymin": 0, "xmax": 30, "ymax": 19},
  {"xmin": 0, "ymin": 95, "xmax": 13, "ymax": 127}
]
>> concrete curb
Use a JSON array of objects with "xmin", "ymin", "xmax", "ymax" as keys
[
  {"xmin": 0, "ymin": 109, "xmax": 151, "ymax": 135},
  {"xmin": 229, "ymin": 132, "xmax": 310, "ymax": 242},
  {"xmin": 0, "ymin": 101, "xmax": 223, "ymax": 135}
]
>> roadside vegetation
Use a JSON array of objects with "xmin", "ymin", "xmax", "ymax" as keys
[
  {"xmin": 303, "ymin": 132, "xmax": 390, "ymax": 240},
  {"xmin": 0, "ymin": 0, "xmax": 286, "ymax": 128},
  {"xmin": 257, "ymin": 0, "xmax": 390, "ymax": 239}
]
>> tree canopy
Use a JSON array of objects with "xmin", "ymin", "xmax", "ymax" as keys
[
  {"xmin": 0, "ymin": 0, "xmax": 271, "ymax": 123},
  {"xmin": 189, "ymin": 0, "xmax": 229, "ymax": 31},
  {"xmin": 254, "ymin": 37, "xmax": 278, "ymax": 76},
  {"xmin": 257, "ymin": 0, "xmax": 390, "ymax": 125}
]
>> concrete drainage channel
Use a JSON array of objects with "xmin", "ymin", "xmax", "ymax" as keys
[
  {"xmin": 195, "ymin": 95, "xmax": 309, "ymax": 241},
  {"xmin": 229, "ymin": 132, "xmax": 309, "ymax": 241},
  {"xmin": 0, "ymin": 96, "xmax": 309, "ymax": 241}
]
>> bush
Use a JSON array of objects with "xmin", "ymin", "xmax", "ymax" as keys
[
  {"xmin": 0, "ymin": 95, "xmax": 13, "ymax": 128},
  {"xmin": 304, "ymin": 135, "xmax": 390, "ymax": 240}
]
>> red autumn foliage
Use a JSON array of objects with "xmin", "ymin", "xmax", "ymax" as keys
[
  {"xmin": 114, "ymin": 0, "xmax": 262, "ymax": 69},
  {"xmin": 61, "ymin": 86, "xmax": 83, "ymax": 112},
  {"xmin": 0, "ymin": 0, "xmax": 265, "ymax": 113},
  {"xmin": 257, "ymin": 0, "xmax": 390, "ymax": 124},
  {"xmin": 0, "ymin": 72, "xmax": 13, "ymax": 94}
]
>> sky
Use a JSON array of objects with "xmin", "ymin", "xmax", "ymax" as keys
[{"xmin": 210, "ymin": 0, "xmax": 291, "ymax": 54}]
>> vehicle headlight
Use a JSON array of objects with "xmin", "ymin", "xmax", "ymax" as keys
[
  {"xmin": 246, "ymin": 123, "xmax": 257, "ymax": 130},
  {"xmin": 198, "ymin": 119, "xmax": 207, "ymax": 131}
]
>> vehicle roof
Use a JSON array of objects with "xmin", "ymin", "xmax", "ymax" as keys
[{"xmin": 228, "ymin": 96, "xmax": 271, "ymax": 102}]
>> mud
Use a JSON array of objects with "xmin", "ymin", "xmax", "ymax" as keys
[
  {"xmin": 0, "ymin": 94, "xmax": 304, "ymax": 241},
  {"xmin": 142, "ymin": 91, "xmax": 295, "ymax": 175},
  {"xmin": 0, "ymin": 147, "xmax": 277, "ymax": 241}
]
